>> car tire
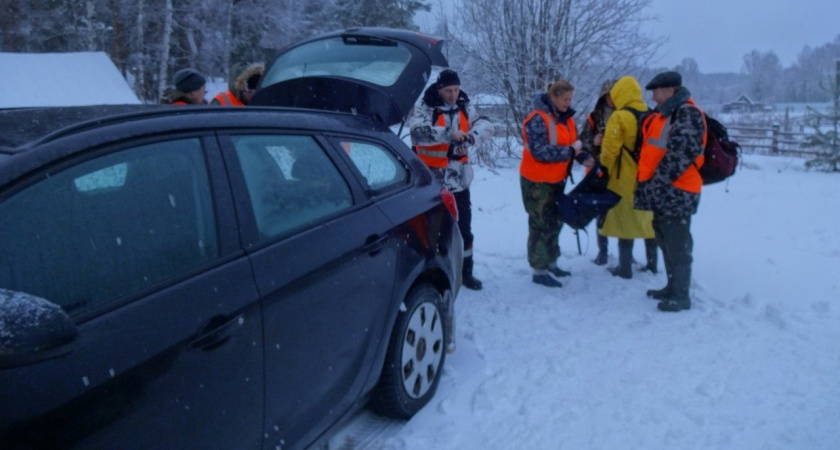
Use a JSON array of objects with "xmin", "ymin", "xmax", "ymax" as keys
[{"xmin": 370, "ymin": 283, "xmax": 447, "ymax": 419}]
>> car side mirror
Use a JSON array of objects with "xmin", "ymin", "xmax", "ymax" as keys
[{"xmin": 0, "ymin": 289, "xmax": 77, "ymax": 369}]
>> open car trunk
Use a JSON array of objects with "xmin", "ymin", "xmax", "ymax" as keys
[{"xmin": 250, "ymin": 28, "xmax": 448, "ymax": 128}]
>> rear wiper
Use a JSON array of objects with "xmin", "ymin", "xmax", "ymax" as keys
[{"xmin": 341, "ymin": 35, "xmax": 397, "ymax": 47}]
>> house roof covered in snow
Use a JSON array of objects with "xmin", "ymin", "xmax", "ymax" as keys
[{"xmin": 0, "ymin": 52, "xmax": 140, "ymax": 108}]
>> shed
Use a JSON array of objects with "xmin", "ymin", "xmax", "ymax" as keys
[{"xmin": 0, "ymin": 52, "xmax": 140, "ymax": 108}]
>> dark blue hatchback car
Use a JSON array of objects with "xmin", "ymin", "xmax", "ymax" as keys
[{"xmin": 0, "ymin": 102, "xmax": 462, "ymax": 449}]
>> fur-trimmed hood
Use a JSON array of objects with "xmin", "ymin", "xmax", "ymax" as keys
[{"xmin": 230, "ymin": 63, "xmax": 265, "ymax": 92}]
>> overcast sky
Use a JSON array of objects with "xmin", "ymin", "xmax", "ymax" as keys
[
  {"xmin": 647, "ymin": 0, "xmax": 839, "ymax": 73},
  {"xmin": 417, "ymin": 0, "xmax": 839, "ymax": 74}
]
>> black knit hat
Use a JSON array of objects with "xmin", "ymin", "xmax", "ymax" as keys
[
  {"xmin": 174, "ymin": 68, "xmax": 206, "ymax": 93},
  {"xmin": 436, "ymin": 69, "xmax": 461, "ymax": 89},
  {"xmin": 645, "ymin": 71, "xmax": 682, "ymax": 90}
]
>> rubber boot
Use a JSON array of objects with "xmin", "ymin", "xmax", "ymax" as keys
[
  {"xmin": 462, "ymin": 256, "xmax": 483, "ymax": 290},
  {"xmin": 640, "ymin": 238, "xmax": 658, "ymax": 273},
  {"xmin": 657, "ymin": 263, "xmax": 691, "ymax": 311},
  {"xmin": 648, "ymin": 239, "xmax": 673, "ymax": 299},
  {"xmin": 593, "ymin": 234, "xmax": 608, "ymax": 265},
  {"xmin": 646, "ymin": 286, "xmax": 672, "ymax": 300},
  {"xmin": 609, "ymin": 239, "xmax": 633, "ymax": 279}
]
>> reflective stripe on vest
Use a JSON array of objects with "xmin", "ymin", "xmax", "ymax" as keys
[
  {"xmin": 213, "ymin": 91, "xmax": 245, "ymax": 107},
  {"xmin": 416, "ymin": 109, "xmax": 469, "ymax": 168},
  {"xmin": 637, "ymin": 102, "xmax": 707, "ymax": 193},
  {"xmin": 520, "ymin": 110, "xmax": 577, "ymax": 183}
]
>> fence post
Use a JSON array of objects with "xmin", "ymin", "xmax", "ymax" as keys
[{"xmin": 771, "ymin": 124, "xmax": 780, "ymax": 154}]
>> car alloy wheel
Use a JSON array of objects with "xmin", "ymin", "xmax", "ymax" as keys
[{"xmin": 370, "ymin": 283, "xmax": 447, "ymax": 419}]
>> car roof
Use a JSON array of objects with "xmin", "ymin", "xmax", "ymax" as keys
[
  {"xmin": 0, "ymin": 104, "xmax": 395, "ymax": 154},
  {"xmin": 0, "ymin": 105, "xmax": 408, "ymax": 185},
  {"xmin": 0, "ymin": 105, "xmax": 159, "ymax": 151}
]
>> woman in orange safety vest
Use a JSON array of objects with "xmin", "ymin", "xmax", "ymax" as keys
[{"xmin": 520, "ymin": 79, "xmax": 594, "ymax": 289}]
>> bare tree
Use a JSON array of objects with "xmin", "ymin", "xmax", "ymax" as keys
[
  {"xmin": 156, "ymin": 0, "xmax": 174, "ymax": 98},
  {"xmin": 742, "ymin": 49, "xmax": 781, "ymax": 103},
  {"xmin": 453, "ymin": 0, "xmax": 660, "ymax": 144}
]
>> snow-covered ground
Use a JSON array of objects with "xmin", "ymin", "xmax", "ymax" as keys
[{"xmin": 329, "ymin": 153, "xmax": 840, "ymax": 450}]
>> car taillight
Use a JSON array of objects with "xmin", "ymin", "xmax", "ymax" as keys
[{"xmin": 441, "ymin": 188, "xmax": 458, "ymax": 221}]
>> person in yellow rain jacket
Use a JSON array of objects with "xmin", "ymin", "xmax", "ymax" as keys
[{"xmin": 597, "ymin": 75, "xmax": 657, "ymax": 280}]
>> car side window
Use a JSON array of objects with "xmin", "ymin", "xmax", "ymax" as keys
[
  {"xmin": 231, "ymin": 135, "xmax": 353, "ymax": 240},
  {"xmin": 0, "ymin": 139, "xmax": 218, "ymax": 317},
  {"xmin": 338, "ymin": 140, "xmax": 408, "ymax": 191}
]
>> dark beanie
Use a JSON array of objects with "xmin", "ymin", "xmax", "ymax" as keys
[
  {"xmin": 645, "ymin": 71, "xmax": 682, "ymax": 90},
  {"xmin": 436, "ymin": 69, "xmax": 461, "ymax": 89},
  {"xmin": 174, "ymin": 68, "xmax": 206, "ymax": 93}
]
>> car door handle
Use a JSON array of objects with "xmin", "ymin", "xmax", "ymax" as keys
[
  {"xmin": 362, "ymin": 234, "xmax": 388, "ymax": 255},
  {"xmin": 188, "ymin": 314, "xmax": 244, "ymax": 351}
]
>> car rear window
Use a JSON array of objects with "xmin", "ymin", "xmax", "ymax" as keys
[
  {"xmin": 262, "ymin": 36, "xmax": 412, "ymax": 87},
  {"xmin": 337, "ymin": 139, "xmax": 408, "ymax": 191}
]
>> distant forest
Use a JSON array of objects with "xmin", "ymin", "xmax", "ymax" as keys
[
  {"xmin": 655, "ymin": 42, "xmax": 840, "ymax": 106},
  {"xmin": 1, "ymin": 0, "xmax": 838, "ymax": 108}
]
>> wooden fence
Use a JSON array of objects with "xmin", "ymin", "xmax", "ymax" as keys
[{"xmin": 726, "ymin": 125, "xmax": 822, "ymax": 157}]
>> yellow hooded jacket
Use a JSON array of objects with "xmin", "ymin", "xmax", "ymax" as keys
[{"xmin": 598, "ymin": 76, "xmax": 654, "ymax": 239}]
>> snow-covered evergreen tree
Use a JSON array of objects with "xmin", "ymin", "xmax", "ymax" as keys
[
  {"xmin": 332, "ymin": 0, "xmax": 429, "ymax": 30},
  {"xmin": 803, "ymin": 64, "xmax": 840, "ymax": 172}
]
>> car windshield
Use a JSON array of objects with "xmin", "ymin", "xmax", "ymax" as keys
[{"xmin": 263, "ymin": 36, "xmax": 412, "ymax": 87}]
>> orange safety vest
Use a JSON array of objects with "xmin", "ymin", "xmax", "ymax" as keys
[
  {"xmin": 172, "ymin": 100, "xmax": 188, "ymax": 106},
  {"xmin": 213, "ymin": 91, "xmax": 245, "ymax": 107},
  {"xmin": 637, "ymin": 100, "xmax": 707, "ymax": 193},
  {"xmin": 415, "ymin": 109, "xmax": 469, "ymax": 169},
  {"xmin": 520, "ymin": 110, "xmax": 577, "ymax": 183}
]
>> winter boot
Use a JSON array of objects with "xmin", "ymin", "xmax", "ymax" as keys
[
  {"xmin": 609, "ymin": 239, "xmax": 633, "ymax": 279},
  {"xmin": 657, "ymin": 297, "xmax": 691, "ymax": 312},
  {"xmin": 593, "ymin": 235, "xmax": 608, "ymax": 265},
  {"xmin": 462, "ymin": 256, "xmax": 483, "ymax": 290},
  {"xmin": 639, "ymin": 238, "xmax": 658, "ymax": 273},
  {"xmin": 646, "ymin": 286, "xmax": 672, "ymax": 300},
  {"xmin": 548, "ymin": 262, "xmax": 571, "ymax": 278},
  {"xmin": 658, "ymin": 263, "xmax": 691, "ymax": 311},
  {"xmin": 532, "ymin": 270, "xmax": 563, "ymax": 288}
]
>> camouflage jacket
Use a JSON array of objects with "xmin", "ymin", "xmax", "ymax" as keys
[
  {"xmin": 634, "ymin": 87, "xmax": 705, "ymax": 217},
  {"xmin": 407, "ymin": 85, "xmax": 494, "ymax": 191},
  {"xmin": 408, "ymin": 86, "xmax": 494, "ymax": 150}
]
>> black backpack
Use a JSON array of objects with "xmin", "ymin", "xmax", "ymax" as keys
[{"xmin": 698, "ymin": 114, "xmax": 740, "ymax": 185}]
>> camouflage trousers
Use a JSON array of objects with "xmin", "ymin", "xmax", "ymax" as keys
[{"xmin": 520, "ymin": 176, "xmax": 565, "ymax": 270}]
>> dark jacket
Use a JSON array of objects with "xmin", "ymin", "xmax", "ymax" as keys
[{"xmin": 580, "ymin": 96, "xmax": 613, "ymax": 158}]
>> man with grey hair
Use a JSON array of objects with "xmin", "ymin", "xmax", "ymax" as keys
[{"xmin": 634, "ymin": 71, "xmax": 707, "ymax": 312}]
